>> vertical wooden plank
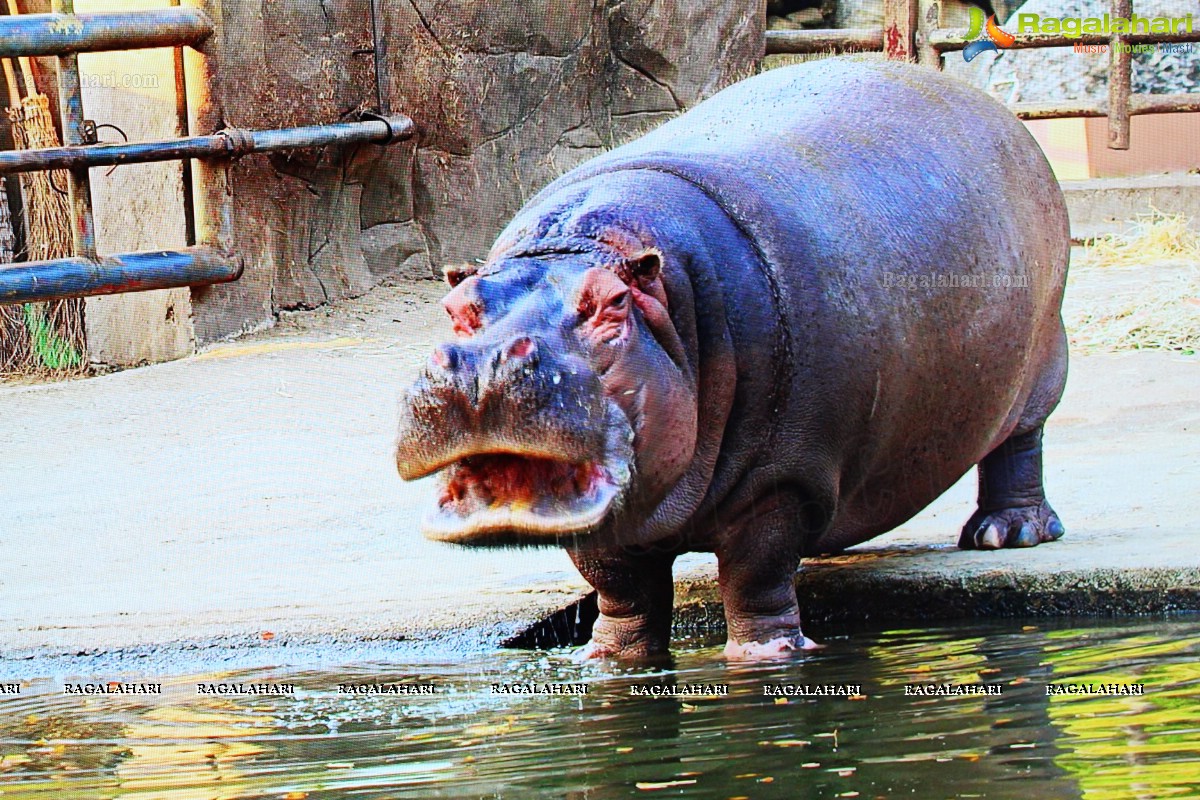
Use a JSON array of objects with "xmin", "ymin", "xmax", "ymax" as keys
[
  {"xmin": 916, "ymin": 0, "xmax": 942, "ymax": 68},
  {"xmin": 170, "ymin": 0, "xmax": 195, "ymax": 247},
  {"xmin": 884, "ymin": 0, "xmax": 918, "ymax": 61},
  {"xmin": 51, "ymin": 0, "xmax": 97, "ymax": 260},
  {"xmin": 1108, "ymin": 0, "xmax": 1132, "ymax": 149}
]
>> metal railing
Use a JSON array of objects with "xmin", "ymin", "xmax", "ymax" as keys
[
  {"xmin": 766, "ymin": 0, "xmax": 1200, "ymax": 150},
  {"xmin": 0, "ymin": 0, "xmax": 412, "ymax": 306}
]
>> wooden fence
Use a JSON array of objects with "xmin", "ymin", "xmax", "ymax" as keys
[{"xmin": 766, "ymin": 0, "xmax": 1200, "ymax": 149}]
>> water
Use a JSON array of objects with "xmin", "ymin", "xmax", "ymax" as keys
[{"xmin": 2, "ymin": 617, "xmax": 1198, "ymax": 799}]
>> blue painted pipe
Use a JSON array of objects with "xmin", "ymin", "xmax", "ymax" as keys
[
  {"xmin": 0, "ymin": 115, "xmax": 416, "ymax": 174},
  {"xmin": 0, "ymin": 9, "xmax": 212, "ymax": 58},
  {"xmin": 0, "ymin": 246, "xmax": 242, "ymax": 305}
]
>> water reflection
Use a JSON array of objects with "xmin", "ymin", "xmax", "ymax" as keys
[{"xmin": 1, "ymin": 618, "xmax": 1197, "ymax": 799}]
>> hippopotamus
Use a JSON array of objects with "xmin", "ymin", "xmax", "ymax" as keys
[{"xmin": 394, "ymin": 57, "xmax": 1069, "ymax": 660}]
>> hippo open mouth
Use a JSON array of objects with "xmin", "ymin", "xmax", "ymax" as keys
[
  {"xmin": 426, "ymin": 452, "xmax": 627, "ymax": 544},
  {"xmin": 399, "ymin": 392, "xmax": 636, "ymax": 545}
]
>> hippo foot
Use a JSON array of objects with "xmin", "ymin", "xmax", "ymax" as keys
[
  {"xmin": 958, "ymin": 500, "xmax": 1065, "ymax": 550},
  {"xmin": 571, "ymin": 639, "xmax": 671, "ymax": 663},
  {"xmin": 571, "ymin": 613, "xmax": 672, "ymax": 662},
  {"xmin": 571, "ymin": 640, "xmax": 616, "ymax": 662},
  {"xmin": 571, "ymin": 639, "xmax": 640, "ymax": 662},
  {"xmin": 723, "ymin": 635, "xmax": 822, "ymax": 661}
]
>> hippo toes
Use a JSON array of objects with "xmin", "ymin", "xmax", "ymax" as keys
[
  {"xmin": 960, "ymin": 500, "xmax": 1066, "ymax": 550},
  {"xmin": 723, "ymin": 636, "xmax": 823, "ymax": 661},
  {"xmin": 956, "ymin": 428, "xmax": 1067, "ymax": 549}
]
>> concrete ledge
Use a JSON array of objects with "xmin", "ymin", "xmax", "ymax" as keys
[
  {"xmin": 507, "ymin": 556, "xmax": 1200, "ymax": 649},
  {"xmin": 1063, "ymin": 172, "xmax": 1200, "ymax": 241},
  {"xmin": 669, "ymin": 557, "xmax": 1200, "ymax": 637}
]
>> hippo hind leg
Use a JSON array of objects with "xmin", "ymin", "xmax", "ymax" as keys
[
  {"xmin": 960, "ymin": 321, "xmax": 1068, "ymax": 550},
  {"xmin": 958, "ymin": 426, "xmax": 1065, "ymax": 549}
]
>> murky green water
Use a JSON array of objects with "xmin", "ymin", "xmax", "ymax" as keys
[{"xmin": 2, "ymin": 618, "xmax": 1198, "ymax": 799}]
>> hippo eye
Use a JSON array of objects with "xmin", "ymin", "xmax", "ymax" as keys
[{"xmin": 606, "ymin": 290, "xmax": 629, "ymax": 309}]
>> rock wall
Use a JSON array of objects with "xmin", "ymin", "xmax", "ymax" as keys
[{"xmin": 194, "ymin": 0, "xmax": 763, "ymax": 343}]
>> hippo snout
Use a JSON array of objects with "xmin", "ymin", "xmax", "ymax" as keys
[
  {"xmin": 424, "ymin": 334, "xmax": 540, "ymax": 404},
  {"xmin": 395, "ymin": 332, "xmax": 635, "ymax": 545}
]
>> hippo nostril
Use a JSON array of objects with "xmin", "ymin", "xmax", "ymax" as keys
[{"xmin": 502, "ymin": 336, "xmax": 538, "ymax": 364}]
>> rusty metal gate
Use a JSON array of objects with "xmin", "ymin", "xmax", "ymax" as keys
[
  {"xmin": 767, "ymin": 0, "xmax": 1200, "ymax": 150},
  {"xmin": 0, "ymin": 0, "xmax": 411, "ymax": 306}
]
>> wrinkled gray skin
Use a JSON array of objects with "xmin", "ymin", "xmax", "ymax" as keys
[{"xmin": 395, "ymin": 58, "xmax": 1069, "ymax": 660}]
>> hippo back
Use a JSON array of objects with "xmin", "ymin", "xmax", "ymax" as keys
[{"xmin": 497, "ymin": 58, "xmax": 1071, "ymax": 549}]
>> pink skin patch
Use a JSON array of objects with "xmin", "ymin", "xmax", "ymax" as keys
[
  {"xmin": 576, "ymin": 268, "xmax": 633, "ymax": 347},
  {"xmin": 570, "ymin": 634, "xmax": 823, "ymax": 662},
  {"xmin": 439, "ymin": 455, "xmax": 607, "ymax": 512},
  {"xmin": 442, "ymin": 277, "xmax": 484, "ymax": 337},
  {"xmin": 571, "ymin": 640, "xmax": 613, "ymax": 662},
  {"xmin": 723, "ymin": 635, "xmax": 823, "ymax": 661}
]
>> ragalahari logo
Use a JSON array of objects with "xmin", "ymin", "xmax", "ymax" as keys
[{"xmin": 958, "ymin": 6, "xmax": 1017, "ymax": 61}]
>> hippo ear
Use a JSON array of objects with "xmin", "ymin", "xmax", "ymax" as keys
[
  {"xmin": 443, "ymin": 263, "xmax": 479, "ymax": 288},
  {"xmin": 615, "ymin": 249, "xmax": 662, "ymax": 289},
  {"xmin": 612, "ymin": 248, "xmax": 670, "ymax": 312},
  {"xmin": 629, "ymin": 250, "xmax": 661, "ymax": 283}
]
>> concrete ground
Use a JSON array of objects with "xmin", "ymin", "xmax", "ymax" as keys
[{"xmin": 1, "ymin": 269, "xmax": 1197, "ymax": 671}]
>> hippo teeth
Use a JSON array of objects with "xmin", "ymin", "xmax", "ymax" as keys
[
  {"xmin": 440, "ymin": 454, "xmax": 606, "ymax": 508},
  {"xmin": 419, "ymin": 398, "xmax": 635, "ymax": 545},
  {"xmin": 426, "ymin": 454, "xmax": 618, "ymax": 543}
]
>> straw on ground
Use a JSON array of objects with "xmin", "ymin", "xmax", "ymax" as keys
[{"xmin": 1065, "ymin": 209, "xmax": 1200, "ymax": 355}]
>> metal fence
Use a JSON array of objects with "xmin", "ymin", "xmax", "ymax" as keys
[
  {"xmin": 767, "ymin": 0, "xmax": 1200, "ymax": 150},
  {"xmin": 0, "ymin": 1, "xmax": 411, "ymax": 306}
]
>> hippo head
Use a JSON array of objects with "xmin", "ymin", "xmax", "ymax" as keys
[{"xmin": 395, "ymin": 231, "xmax": 697, "ymax": 547}]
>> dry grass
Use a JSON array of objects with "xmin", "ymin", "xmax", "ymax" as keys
[
  {"xmin": 1065, "ymin": 209, "xmax": 1200, "ymax": 355},
  {"xmin": 0, "ymin": 95, "xmax": 88, "ymax": 379},
  {"xmin": 1079, "ymin": 207, "xmax": 1200, "ymax": 269}
]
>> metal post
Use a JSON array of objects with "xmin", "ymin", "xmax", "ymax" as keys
[
  {"xmin": 0, "ymin": 245, "xmax": 241, "ymax": 304},
  {"xmin": 51, "ymin": 0, "xmax": 96, "ymax": 260},
  {"xmin": 180, "ymin": 0, "xmax": 231, "ymax": 256},
  {"xmin": 170, "ymin": 0, "xmax": 195, "ymax": 247},
  {"xmin": 1108, "ymin": 0, "xmax": 1132, "ymax": 150},
  {"xmin": 367, "ymin": 0, "xmax": 388, "ymax": 115},
  {"xmin": 1013, "ymin": 93, "xmax": 1200, "ymax": 120},
  {"xmin": 765, "ymin": 28, "xmax": 885, "ymax": 53}
]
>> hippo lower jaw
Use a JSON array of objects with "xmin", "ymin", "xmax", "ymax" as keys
[
  {"xmin": 423, "ymin": 456, "xmax": 624, "ymax": 544},
  {"xmin": 419, "ymin": 400, "xmax": 635, "ymax": 546}
]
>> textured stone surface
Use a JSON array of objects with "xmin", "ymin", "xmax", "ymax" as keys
[
  {"xmin": 945, "ymin": 0, "xmax": 1200, "ymax": 104},
  {"xmin": 194, "ymin": 0, "xmax": 763, "ymax": 341},
  {"xmin": 1061, "ymin": 173, "xmax": 1200, "ymax": 241},
  {"xmin": 834, "ymin": 0, "xmax": 884, "ymax": 29}
]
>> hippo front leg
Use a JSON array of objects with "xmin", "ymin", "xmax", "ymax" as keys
[
  {"xmin": 717, "ymin": 493, "xmax": 822, "ymax": 660},
  {"xmin": 569, "ymin": 549, "xmax": 676, "ymax": 660}
]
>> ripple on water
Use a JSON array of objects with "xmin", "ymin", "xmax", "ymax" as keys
[{"xmin": 1, "ymin": 617, "xmax": 1198, "ymax": 799}]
